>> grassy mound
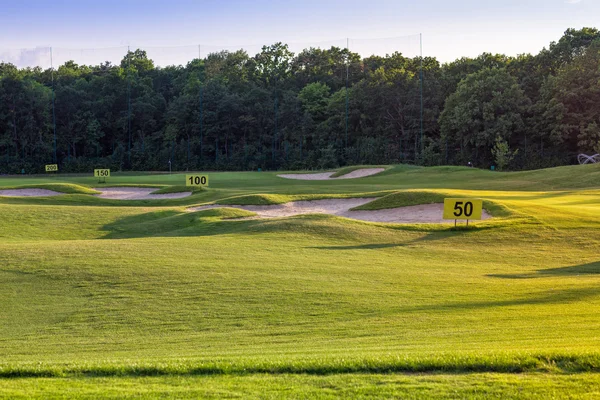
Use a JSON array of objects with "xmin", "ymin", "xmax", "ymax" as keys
[
  {"xmin": 330, "ymin": 165, "xmax": 389, "ymax": 178},
  {"xmin": 352, "ymin": 190, "xmax": 448, "ymax": 210},
  {"xmin": 150, "ymin": 185, "xmax": 205, "ymax": 194},
  {"xmin": 0, "ymin": 183, "xmax": 99, "ymax": 195},
  {"xmin": 103, "ymin": 207, "xmax": 256, "ymax": 239},
  {"xmin": 216, "ymin": 191, "xmax": 392, "ymax": 206}
]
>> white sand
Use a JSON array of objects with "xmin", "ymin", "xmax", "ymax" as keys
[
  {"xmin": 94, "ymin": 187, "xmax": 192, "ymax": 200},
  {"xmin": 0, "ymin": 189, "xmax": 64, "ymax": 197},
  {"xmin": 342, "ymin": 203, "xmax": 491, "ymax": 224},
  {"xmin": 189, "ymin": 199, "xmax": 491, "ymax": 224},
  {"xmin": 191, "ymin": 198, "xmax": 375, "ymax": 218},
  {"xmin": 278, "ymin": 168, "xmax": 385, "ymax": 181}
]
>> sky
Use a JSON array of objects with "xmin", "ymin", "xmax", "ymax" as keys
[{"xmin": 0, "ymin": 0, "xmax": 598, "ymax": 67}]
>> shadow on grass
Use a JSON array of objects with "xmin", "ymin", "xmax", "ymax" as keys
[
  {"xmin": 487, "ymin": 261, "xmax": 600, "ymax": 279},
  {"xmin": 402, "ymin": 285, "xmax": 600, "ymax": 314},
  {"xmin": 102, "ymin": 210, "xmax": 412, "ymax": 240},
  {"xmin": 308, "ymin": 243, "xmax": 410, "ymax": 250},
  {"xmin": 306, "ymin": 231, "xmax": 451, "ymax": 250},
  {"xmin": 101, "ymin": 209, "xmax": 259, "ymax": 239}
]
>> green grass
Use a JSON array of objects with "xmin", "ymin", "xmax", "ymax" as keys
[{"xmin": 1, "ymin": 164, "xmax": 600, "ymax": 397}]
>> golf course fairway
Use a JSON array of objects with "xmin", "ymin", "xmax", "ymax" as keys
[{"xmin": 1, "ymin": 164, "xmax": 599, "ymax": 398}]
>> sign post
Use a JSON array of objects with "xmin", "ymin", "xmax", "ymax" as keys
[
  {"xmin": 45, "ymin": 164, "xmax": 58, "ymax": 173},
  {"xmin": 443, "ymin": 198, "xmax": 483, "ymax": 227}
]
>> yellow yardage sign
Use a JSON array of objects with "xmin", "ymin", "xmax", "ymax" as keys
[
  {"xmin": 45, "ymin": 164, "xmax": 58, "ymax": 172},
  {"xmin": 186, "ymin": 175, "xmax": 209, "ymax": 187},
  {"xmin": 443, "ymin": 198, "xmax": 483, "ymax": 220},
  {"xmin": 94, "ymin": 169, "xmax": 110, "ymax": 178}
]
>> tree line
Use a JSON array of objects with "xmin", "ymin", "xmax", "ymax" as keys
[{"xmin": 1, "ymin": 28, "xmax": 599, "ymax": 173}]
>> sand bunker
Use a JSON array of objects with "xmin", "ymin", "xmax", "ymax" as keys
[
  {"xmin": 278, "ymin": 168, "xmax": 385, "ymax": 181},
  {"xmin": 94, "ymin": 187, "xmax": 192, "ymax": 200},
  {"xmin": 190, "ymin": 199, "xmax": 491, "ymax": 224},
  {"xmin": 0, "ymin": 189, "xmax": 64, "ymax": 197}
]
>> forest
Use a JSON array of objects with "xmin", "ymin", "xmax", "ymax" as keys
[{"xmin": 0, "ymin": 28, "xmax": 599, "ymax": 173}]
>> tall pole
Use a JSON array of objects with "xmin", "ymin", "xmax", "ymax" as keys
[
  {"xmin": 273, "ymin": 91, "xmax": 278, "ymax": 164},
  {"xmin": 50, "ymin": 47, "xmax": 57, "ymax": 164},
  {"xmin": 419, "ymin": 33, "xmax": 424, "ymax": 160},
  {"xmin": 127, "ymin": 46, "xmax": 132, "ymax": 167},
  {"xmin": 272, "ymin": 74, "xmax": 278, "ymax": 165},
  {"xmin": 198, "ymin": 45, "xmax": 203, "ymax": 162},
  {"xmin": 345, "ymin": 37, "xmax": 349, "ymax": 150}
]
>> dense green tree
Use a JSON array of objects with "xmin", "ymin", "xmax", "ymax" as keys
[
  {"xmin": 439, "ymin": 68, "xmax": 530, "ymax": 167},
  {"xmin": 1, "ymin": 27, "xmax": 599, "ymax": 173},
  {"xmin": 537, "ymin": 40, "xmax": 600, "ymax": 156}
]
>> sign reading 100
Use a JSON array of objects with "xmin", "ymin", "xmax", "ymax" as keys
[
  {"xmin": 186, "ymin": 175, "xmax": 209, "ymax": 187},
  {"xmin": 443, "ymin": 198, "xmax": 483, "ymax": 220}
]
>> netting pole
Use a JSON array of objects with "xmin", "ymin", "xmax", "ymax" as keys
[
  {"xmin": 345, "ymin": 37, "xmax": 349, "ymax": 150},
  {"xmin": 272, "ymin": 74, "xmax": 278, "ymax": 166},
  {"xmin": 198, "ymin": 45, "xmax": 203, "ymax": 164},
  {"xmin": 419, "ymin": 33, "xmax": 424, "ymax": 161},
  {"xmin": 50, "ymin": 47, "xmax": 57, "ymax": 164},
  {"xmin": 127, "ymin": 46, "xmax": 132, "ymax": 168}
]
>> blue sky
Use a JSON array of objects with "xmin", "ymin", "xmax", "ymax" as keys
[{"xmin": 1, "ymin": 0, "xmax": 598, "ymax": 66}]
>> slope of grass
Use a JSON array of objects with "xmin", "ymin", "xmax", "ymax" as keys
[{"xmin": 1, "ymin": 194, "xmax": 599, "ymax": 364}]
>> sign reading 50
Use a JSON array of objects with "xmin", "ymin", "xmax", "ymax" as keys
[{"xmin": 443, "ymin": 198, "xmax": 483, "ymax": 220}]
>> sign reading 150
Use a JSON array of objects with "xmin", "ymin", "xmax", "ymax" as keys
[
  {"xmin": 443, "ymin": 198, "xmax": 483, "ymax": 220},
  {"xmin": 186, "ymin": 175, "xmax": 209, "ymax": 187},
  {"xmin": 94, "ymin": 169, "xmax": 110, "ymax": 177}
]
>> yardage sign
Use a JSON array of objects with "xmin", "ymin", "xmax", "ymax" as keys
[
  {"xmin": 186, "ymin": 175, "xmax": 209, "ymax": 186},
  {"xmin": 94, "ymin": 169, "xmax": 110, "ymax": 178},
  {"xmin": 45, "ymin": 164, "xmax": 58, "ymax": 172},
  {"xmin": 443, "ymin": 198, "xmax": 483, "ymax": 220}
]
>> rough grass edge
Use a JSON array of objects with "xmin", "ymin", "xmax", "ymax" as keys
[{"xmin": 1, "ymin": 353, "xmax": 600, "ymax": 378}]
